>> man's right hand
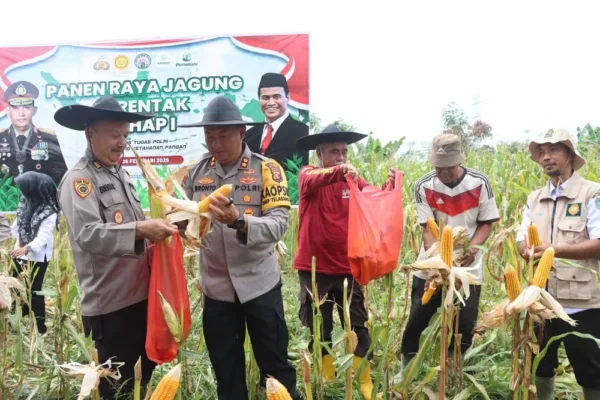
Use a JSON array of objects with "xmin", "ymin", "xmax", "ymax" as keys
[
  {"xmin": 340, "ymin": 164, "xmax": 358, "ymax": 180},
  {"xmin": 136, "ymin": 219, "xmax": 178, "ymax": 242},
  {"xmin": 518, "ymin": 241, "xmax": 530, "ymax": 262}
]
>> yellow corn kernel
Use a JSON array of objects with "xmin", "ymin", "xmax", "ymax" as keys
[
  {"xmin": 150, "ymin": 364, "xmax": 181, "ymax": 400},
  {"xmin": 504, "ymin": 265, "xmax": 521, "ymax": 302},
  {"xmin": 440, "ymin": 225, "xmax": 454, "ymax": 267},
  {"xmin": 527, "ymin": 224, "xmax": 542, "ymax": 247},
  {"xmin": 266, "ymin": 377, "xmax": 292, "ymax": 400},
  {"xmin": 532, "ymin": 247, "xmax": 555, "ymax": 288},
  {"xmin": 427, "ymin": 217, "xmax": 440, "ymax": 241},
  {"xmin": 197, "ymin": 184, "xmax": 233, "ymax": 213},
  {"xmin": 422, "ymin": 282, "xmax": 437, "ymax": 305}
]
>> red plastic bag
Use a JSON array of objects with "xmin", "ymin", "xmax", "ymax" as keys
[
  {"xmin": 347, "ymin": 171, "xmax": 404, "ymax": 285},
  {"xmin": 145, "ymin": 234, "xmax": 192, "ymax": 364}
]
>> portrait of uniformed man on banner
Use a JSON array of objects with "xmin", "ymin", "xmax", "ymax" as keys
[
  {"xmin": 0, "ymin": 81, "xmax": 68, "ymax": 188},
  {"xmin": 244, "ymin": 72, "xmax": 309, "ymax": 175}
]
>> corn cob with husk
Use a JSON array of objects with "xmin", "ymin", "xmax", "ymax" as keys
[
  {"xmin": 0, "ymin": 273, "xmax": 25, "ymax": 309},
  {"xmin": 58, "ymin": 360, "xmax": 124, "ymax": 400},
  {"xmin": 266, "ymin": 376, "xmax": 292, "ymax": 400},
  {"xmin": 128, "ymin": 142, "xmax": 233, "ymax": 247},
  {"xmin": 413, "ymin": 224, "xmax": 481, "ymax": 310},
  {"xmin": 150, "ymin": 363, "xmax": 181, "ymax": 400},
  {"xmin": 422, "ymin": 226, "xmax": 452, "ymax": 304},
  {"xmin": 506, "ymin": 247, "xmax": 576, "ymax": 326}
]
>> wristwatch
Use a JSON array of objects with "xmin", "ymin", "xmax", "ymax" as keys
[{"xmin": 227, "ymin": 216, "xmax": 246, "ymax": 230}]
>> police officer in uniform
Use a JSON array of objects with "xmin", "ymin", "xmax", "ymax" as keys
[
  {"xmin": 178, "ymin": 95, "xmax": 299, "ymax": 400},
  {"xmin": 1, "ymin": 81, "xmax": 68, "ymax": 185},
  {"xmin": 54, "ymin": 96, "xmax": 179, "ymax": 399}
]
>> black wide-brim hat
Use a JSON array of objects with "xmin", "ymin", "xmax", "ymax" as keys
[
  {"xmin": 54, "ymin": 96, "xmax": 155, "ymax": 131},
  {"xmin": 179, "ymin": 95, "xmax": 264, "ymax": 128},
  {"xmin": 295, "ymin": 124, "xmax": 368, "ymax": 150}
]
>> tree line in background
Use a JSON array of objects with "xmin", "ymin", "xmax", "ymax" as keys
[{"xmin": 309, "ymin": 102, "xmax": 600, "ymax": 161}]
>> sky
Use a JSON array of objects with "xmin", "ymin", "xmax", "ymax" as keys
[{"xmin": 2, "ymin": 0, "xmax": 600, "ymax": 147}]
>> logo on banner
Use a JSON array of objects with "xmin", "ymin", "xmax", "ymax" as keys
[
  {"xmin": 134, "ymin": 53, "xmax": 152, "ymax": 69},
  {"xmin": 94, "ymin": 58, "xmax": 110, "ymax": 71},
  {"xmin": 156, "ymin": 52, "xmax": 171, "ymax": 68},
  {"xmin": 114, "ymin": 55, "xmax": 130, "ymax": 70},
  {"xmin": 177, "ymin": 52, "xmax": 198, "ymax": 67}
]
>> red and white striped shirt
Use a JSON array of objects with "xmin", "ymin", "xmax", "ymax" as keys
[{"xmin": 414, "ymin": 168, "xmax": 500, "ymax": 281}]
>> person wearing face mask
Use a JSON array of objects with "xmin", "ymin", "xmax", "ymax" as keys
[
  {"xmin": 0, "ymin": 80, "xmax": 68, "ymax": 185},
  {"xmin": 9, "ymin": 171, "xmax": 60, "ymax": 335},
  {"xmin": 517, "ymin": 128, "xmax": 600, "ymax": 400},
  {"xmin": 293, "ymin": 125, "xmax": 396, "ymax": 399},
  {"xmin": 244, "ymin": 72, "xmax": 309, "ymax": 174},
  {"xmin": 400, "ymin": 133, "xmax": 499, "ymax": 369},
  {"xmin": 53, "ymin": 96, "xmax": 179, "ymax": 399}
]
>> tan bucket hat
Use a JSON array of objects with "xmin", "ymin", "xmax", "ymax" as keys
[
  {"xmin": 528, "ymin": 128, "xmax": 586, "ymax": 171},
  {"xmin": 427, "ymin": 133, "xmax": 465, "ymax": 168}
]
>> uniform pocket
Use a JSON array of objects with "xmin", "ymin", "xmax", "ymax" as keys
[
  {"xmin": 555, "ymin": 266, "xmax": 593, "ymax": 301},
  {"xmin": 99, "ymin": 192, "xmax": 126, "ymax": 223},
  {"xmin": 557, "ymin": 220, "xmax": 586, "ymax": 244}
]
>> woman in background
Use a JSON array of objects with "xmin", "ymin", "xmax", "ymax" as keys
[{"xmin": 10, "ymin": 171, "xmax": 60, "ymax": 335}]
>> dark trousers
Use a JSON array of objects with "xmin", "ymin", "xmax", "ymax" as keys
[
  {"xmin": 82, "ymin": 300, "xmax": 156, "ymax": 399},
  {"xmin": 298, "ymin": 271, "xmax": 372, "ymax": 359},
  {"xmin": 401, "ymin": 276, "xmax": 481, "ymax": 356},
  {"xmin": 535, "ymin": 309, "xmax": 600, "ymax": 390},
  {"xmin": 11, "ymin": 257, "xmax": 48, "ymax": 334},
  {"xmin": 203, "ymin": 280, "xmax": 299, "ymax": 400}
]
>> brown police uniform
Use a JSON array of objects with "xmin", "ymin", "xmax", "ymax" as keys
[{"xmin": 182, "ymin": 143, "xmax": 299, "ymax": 400}]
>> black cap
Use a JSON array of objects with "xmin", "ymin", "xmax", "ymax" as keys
[
  {"xmin": 258, "ymin": 72, "xmax": 289, "ymax": 96},
  {"xmin": 4, "ymin": 81, "xmax": 39, "ymax": 106},
  {"xmin": 295, "ymin": 124, "xmax": 368, "ymax": 151}
]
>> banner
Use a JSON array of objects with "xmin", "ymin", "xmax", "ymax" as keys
[{"xmin": 0, "ymin": 34, "xmax": 309, "ymax": 211}]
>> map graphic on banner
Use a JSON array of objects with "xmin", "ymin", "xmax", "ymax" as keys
[{"xmin": 0, "ymin": 34, "xmax": 309, "ymax": 211}]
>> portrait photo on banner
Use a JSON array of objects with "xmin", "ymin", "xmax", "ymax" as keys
[{"xmin": 0, "ymin": 33, "xmax": 309, "ymax": 211}]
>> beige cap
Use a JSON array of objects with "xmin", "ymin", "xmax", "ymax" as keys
[
  {"xmin": 528, "ymin": 128, "xmax": 586, "ymax": 171},
  {"xmin": 427, "ymin": 133, "xmax": 465, "ymax": 168}
]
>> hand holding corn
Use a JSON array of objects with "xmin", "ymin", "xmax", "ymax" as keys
[
  {"xmin": 135, "ymin": 219, "xmax": 179, "ymax": 243},
  {"xmin": 532, "ymin": 241, "xmax": 553, "ymax": 260},
  {"xmin": 207, "ymin": 193, "xmax": 240, "ymax": 226}
]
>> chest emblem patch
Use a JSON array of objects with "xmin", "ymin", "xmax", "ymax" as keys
[
  {"xmin": 239, "ymin": 177, "xmax": 257, "ymax": 184},
  {"xmin": 197, "ymin": 177, "xmax": 215, "ymax": 185},
  {"xmin": 114, "ymin": 210, "xmax": 124, "ymax": 224},
  {"xmin": 74, "ymin": 178, "xmax": 92, "ymax": 199},
  {"xmin": 566, "ymin": 202, "xmax": 582, "ymax": 217},
  {"xmin": 243, "ymin": 169, "xmax": 256, "ymax": 174},
  {"xmin": 244, "ymin": 208, "xmax": 254, "ymax": 216},
  {"xmin": 242, "ymin": 194, "xmax": 252, "ymax": 203}
]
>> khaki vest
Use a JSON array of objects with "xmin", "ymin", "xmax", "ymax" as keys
[{"xmin": 527, "ymin": 172, "xmax": 600, "ymax": 309}]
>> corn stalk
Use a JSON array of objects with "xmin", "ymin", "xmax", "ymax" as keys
[
  {"xmin": 342, "ymin": 279, "xmax": 353, "ymax": 400},
  {"xmin": 310, "ymin": 257, "xmax": 325, "ymax": 400},
  {"xmin": 439, "ymin": 286, "xmax": 448, "ymax": 400}
]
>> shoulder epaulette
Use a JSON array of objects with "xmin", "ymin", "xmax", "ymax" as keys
[{"xmin": 37, "ymin": 127, "xmax": 56, "ymax": 135}]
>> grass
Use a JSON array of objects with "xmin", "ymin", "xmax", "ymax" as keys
[{"xmin": 0, "ymin": 140, "xmax": 598, "ymax": 399}]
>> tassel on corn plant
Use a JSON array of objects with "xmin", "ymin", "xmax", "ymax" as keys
[{"xmin": 150, "ymin": 363, "xmax": 181, "ymax": 400}]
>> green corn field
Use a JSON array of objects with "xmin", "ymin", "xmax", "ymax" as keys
[{"xmin": 0, "ymin": 135, "xmax": 598, "ymax": 400}]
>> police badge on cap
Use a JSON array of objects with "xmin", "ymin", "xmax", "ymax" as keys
[{"xmin": 4, "ymin": 81, "xmax": 39, "ymax": 106}]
